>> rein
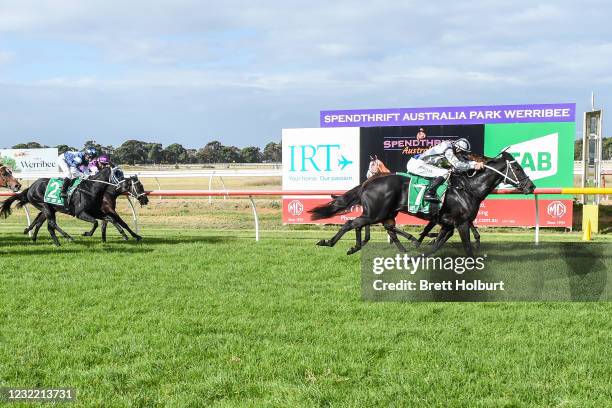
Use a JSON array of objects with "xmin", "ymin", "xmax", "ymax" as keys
[{"xmin": 482, "ymin": 160, "xmax": 529, "ymax": 188}]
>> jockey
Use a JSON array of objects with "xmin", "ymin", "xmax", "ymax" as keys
[
  {"xmin": 406, "ymin": 138, "xmax": 484, "ymax": 202},
  {"xmin": 87, "ymin": 154, "xmax": 111, "ymax": 176},
  {"xmin": 56, "ymin": 147, "xmax": 98, "ymax": 200}
]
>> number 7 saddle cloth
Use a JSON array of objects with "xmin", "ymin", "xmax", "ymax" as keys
[
  {"xmin": 44, "ymin": 177, "xmax": 84, "ymax": 206},
  {"xmin": 396, "ymin": 172, "xmax": 449, "ymax": 214}
]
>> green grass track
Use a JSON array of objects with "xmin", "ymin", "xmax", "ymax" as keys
[{"xmin": 1, "ymin": 224, "xmax": 611, "ymax": 407}]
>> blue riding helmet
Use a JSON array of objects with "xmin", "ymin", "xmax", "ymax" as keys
[{"xmin": 84, "ymin": 147, "xmax": 98, "ymax": 158}]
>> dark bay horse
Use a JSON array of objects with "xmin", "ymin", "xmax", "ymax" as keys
[
  {"xmin": 311, "ymin": 152, "xmax": 535, "ymax": 256},
  {"xmin": 23, "ymin": 173, "xmax": 148, "ymax": 243},
  {"xmin": 0, "ymin": 167, "xmax": 132, "ymax": 246}
]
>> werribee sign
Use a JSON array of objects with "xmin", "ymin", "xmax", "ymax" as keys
[
  {"xmin": 0, "ymin": 148, "xmax": 58, "ymax": 174},
  {"xmin": 283, "ymin": 103, "xmax": 575, "ymax": 226}
]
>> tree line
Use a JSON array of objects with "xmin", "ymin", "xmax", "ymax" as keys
[
  {"xmin": 9, "ymin": 137, "xmax": 612, "ymax": 163},
  {"xmin": 9, "ymin": 140, "xmax": 282, "ymax": 165}
]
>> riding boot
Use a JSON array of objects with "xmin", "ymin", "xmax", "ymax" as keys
[
  {"xmin": 61, "ymin": 178, "xmax": 71, "ymax": 203},
  {"xmin": 424, "ymin": 176, "xmax": 445, "ymax": 203}
]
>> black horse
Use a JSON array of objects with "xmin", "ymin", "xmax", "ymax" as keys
[
  {"xmin": 0, "ymin": 167, "xmax": 137, "ymax": 246},
  {"xmin": 23, "ymin": 172, "xmax": 148, "ymax": 243},
  {"xmin": 311, "ymin": 151, "xmax": 535, "ymax": 256}
]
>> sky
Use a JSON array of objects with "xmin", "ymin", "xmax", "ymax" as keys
[{"xmin": 0, "ymin": 0, "xmax": 610, "ymax": 149}]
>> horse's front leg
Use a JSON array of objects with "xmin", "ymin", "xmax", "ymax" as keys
[
  {"xmin": 416, "ymin": 220, "xmax": 437, "ymax": 247},
  {"xmin": 422, "ymin": 226, "xmax": 454, "ymax": 256},
  {"xmin": 457, "ymin": 221, "xmax": 474, "ymax": 257}
]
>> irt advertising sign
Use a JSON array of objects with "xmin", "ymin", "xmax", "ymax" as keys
[
  {"xmin": 0, "ymin": 148, "xmax": 59, "ymax": 174},
  {"xmin": 283, "ymin": 103, "xmax": 575, "ymax": 227},
  {"xmin": 282, "ymin": 127, "xmax": 360, "ymax": 192}
]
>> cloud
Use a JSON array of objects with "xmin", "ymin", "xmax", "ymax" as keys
[{"xmin": 0, "ymin": 0, "xmax": 610, "ymax": 147}]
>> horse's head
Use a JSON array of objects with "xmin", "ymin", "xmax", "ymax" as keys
[
  {"xmin": 0, "ymin": 166, "xmax": 21, "ymax": 192},
  {"xmin": 127, "ymin": 175, "xmax": 149, "ymax": 206},
  {"xmin": 367, "ymin": 155, "xmax": 390, "ymax": 178},
  {"xmin": 488, "ymin": 152, "xmax": 536, "ymax": 194}
]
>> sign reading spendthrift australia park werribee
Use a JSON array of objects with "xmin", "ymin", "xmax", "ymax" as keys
[{"xmin": 282, "ymin": 103, "xmax": 575, "ymax": 227}]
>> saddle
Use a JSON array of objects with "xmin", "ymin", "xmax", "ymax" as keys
[
  {"xmin": 44, "ymin": 177, "xmax": 84, "ymax": 206},
  {"xmin": 396, "ymin": 172, "xmax": 449, "ymax": 215}
]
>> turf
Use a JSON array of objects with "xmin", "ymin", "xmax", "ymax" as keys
[{"xmin": 1, "ymin": 221, "xmax": 611, "ymax": 407}]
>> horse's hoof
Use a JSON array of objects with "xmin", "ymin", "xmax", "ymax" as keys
[
  {"xmin": 134, "ymin": 236, "xmax": 143, "ymax": 242},
  {"xmin": 23, "ymin": 228, "xmax": 29, "ymax": 235},
  {"xmin": 82, "ymin": 232, "xmax": 91, "ymax": 237},
  {"xmin": 346, "ymin": 247, "xmax": 359, "ymax": 255},
  {"xmin": 122, "ymin": 236, "xmax": 129, "ymax": 241}
]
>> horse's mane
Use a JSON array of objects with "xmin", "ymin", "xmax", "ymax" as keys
[{"xmin": 464, "ymin": 153, "xmax": 492, "ymax": 163}]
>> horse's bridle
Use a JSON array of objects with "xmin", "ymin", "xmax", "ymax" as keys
[
  {"xmin": 483, "ymin": 160, "xmax": 530, "ymax": 189},
  {"xmin": 82, "ymin": 168, "xmax": 145, "ymax": 200}
]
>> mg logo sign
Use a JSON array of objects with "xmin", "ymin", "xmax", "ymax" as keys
[
  {"xmin": 288, "ymin": 200, "xmax": 304, "ymax": 216},
  {"xmin": 504, "ymin": 133, "xmax": 558, "ymax": 181},
  {"xmin": 547, "ymin": 201, "xmax": 567, "ymax": 218}
]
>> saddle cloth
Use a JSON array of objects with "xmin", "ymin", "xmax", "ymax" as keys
[
  {"xmin": 44, "ymin": 177, "xmax": 84, "ymax": 206},
  {"xmin": 396, "ymin": 172, "xmax": 449, "ymax": 214}
]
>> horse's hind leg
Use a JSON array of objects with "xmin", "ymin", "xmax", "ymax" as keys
[
  {"xmin": 24, "ymin": 212, "xmax": 44, "ymax": 235},
  {"xmin": 347, "ymin": 227, "xmax": 364, "ymax": 255},
  {"xmin": 470, "ymin": 223, "xmax": 480, "ymax": 249},
  {"xmin": 383, "ymin": 219, "xmax": 407, "ymax": 253},
  {"xmin": 43, "ymin": 209, "xmax": 62, "ymax": 247},
  {"xmin": 363, "ymin": 226, "xmax": 371, "ymax": 244},
  {"xmin": 317, "ymin": 216, "xmax": 371, "ymax": 250},
  {"xmin": 390, "ymin": 226, "xmax": 419, "ymax": 245},
  {"xmin": 82, "ymin": 221, "xmax": 99, "ymax": 237}
]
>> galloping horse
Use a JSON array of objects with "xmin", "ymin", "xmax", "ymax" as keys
[
  {"xmin": 311, "ymin": 151, "xmax": 535, "ymax": 256},
  {"xmin": 1, "ymin": 167, "xmax": 140, "ymax": 246},
  {"xmin": 23, "ymin": 172, "xmax": 148, "ymax": 243},
  {"xmin": 345, "ymin": 155, "xmax": 481, "ymax": 253}
]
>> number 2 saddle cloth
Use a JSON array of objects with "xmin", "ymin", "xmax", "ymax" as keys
[
  {"xmin": 396, "ymin": 172, "xmax": 449, "ymax": 215},
  {"xmin": 43, "ymin": 178, "xmax": 84, "ymax": 206}
]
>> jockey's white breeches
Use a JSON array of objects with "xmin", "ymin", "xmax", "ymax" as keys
[
  {"xmin": 406, "ymin": 158, "xmax": 449, "ymax": 179},
  {"xmin": 57, "ymin": 156, "xmax": 84, "ymax": 178}
]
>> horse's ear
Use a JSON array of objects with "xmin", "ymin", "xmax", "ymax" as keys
[
  {"xmin": 374, "ymin": 154, "xmax": 378, "ymax": 160},
  {"xmin": 369, "ymin": 155, "xmax": 373, "ymax": 160}
]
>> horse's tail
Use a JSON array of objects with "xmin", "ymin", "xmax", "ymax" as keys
[
  {"xmin": 309, "ymin": 184, "xmax": 362, "ymax": 220},
  {"xmin": 0, "ymin": 188, "xmax": 29, "ymax": 218}
]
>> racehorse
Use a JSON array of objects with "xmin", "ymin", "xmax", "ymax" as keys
[
  {"xmin": 0, "ymin": 167, "xmax": 138, "ymax": 246},
  {"xmin": 82, "ymin": 174, "xmax": 148, "ymax": 242},
  {"xmin": 23, "ymin": 173, "xmax": 148, "ymax": 243},
  {"xmin": 0, "ymin": 165, "xmax": 22, "ymax": 192},
  {"xmin": 311, "ymin": 151, "xmax": 535, "ymax": 256},
  {"xmin": 347, "ymin": 155, "xmax": 482, "ymax": 253}
]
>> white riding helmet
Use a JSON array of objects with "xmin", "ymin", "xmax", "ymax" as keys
[{"xmin": 453, "ymin": 138, "xmax": 471, "ymax": 152}]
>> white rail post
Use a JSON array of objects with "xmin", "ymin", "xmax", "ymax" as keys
[
  {"xmin": 23, "ymin": 203, "xmax": 32, "ymax": 237},
  {"xmin": 249, "ymin": 196, "xmax": 259, "ymax": 241},
  {"xmin": 126, "ymin": 196, "xmax": 139, "ymax": 234},
  {"xmin": 534, "ymin": 195, "xmax": 540, "ymax": 245},
  {"xmin": 154, "ymin": 177, "xmax": 162, "ymax": 201},
  {"xmin": 219, "ymin": 176, "xmax": 227, "ymax": 200},
  {"xmin": 208, "ymin": 171, "xmax": 215, "ymax": 204}
]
